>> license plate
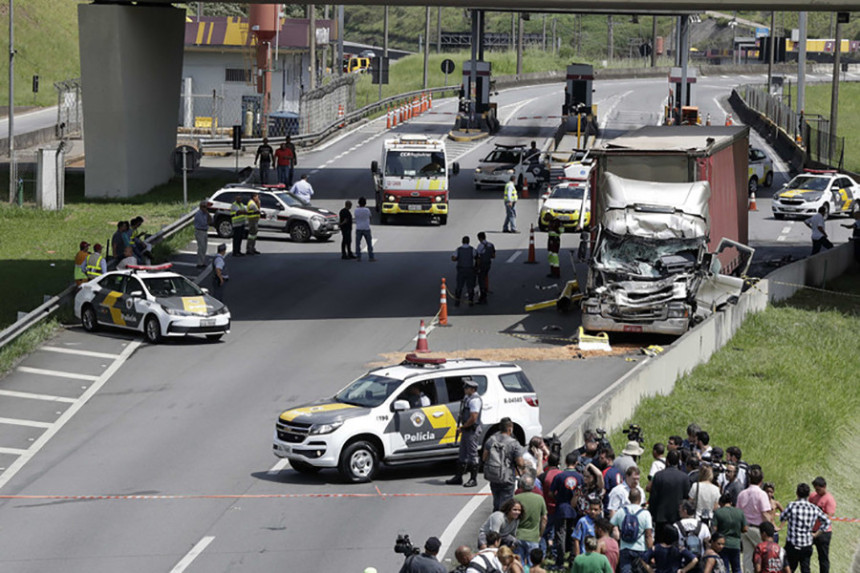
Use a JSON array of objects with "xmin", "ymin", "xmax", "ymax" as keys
[
  {"xmin": 559, "ymin": 214, "xmax": 573, "ymax": 220},
  {"xmin": 407, "ymin": 204, "xmax": 424, "ymax": 211},
  {"xmin": 201, "ymin": 319, "xmax": 215, "ymax": 327},
  {"xmin": 623, "ymin": 325, "xmax": 643, "ymax": 333}
]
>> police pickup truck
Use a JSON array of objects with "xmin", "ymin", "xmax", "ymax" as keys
[{"xmin": 273, "ymin": 354, "xmax": 543, "ymax": 482}]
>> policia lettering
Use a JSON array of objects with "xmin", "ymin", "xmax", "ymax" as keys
[{"xmin": 446, "ymin": 379, "xmax": 482, "ymax": 487}]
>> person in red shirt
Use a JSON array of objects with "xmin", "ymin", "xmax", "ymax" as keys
[
  {"xmin": 753, "ymin": 522, "xmax": 789, "ymax": 573},
  {"xmin": 274, "ymin": 142, "xmax": 294, "ymax": 186},
  {"xmin": 809, "ymin": 476, "xmax": 836, "ymax": 573}
]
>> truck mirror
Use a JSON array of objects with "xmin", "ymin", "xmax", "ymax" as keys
[
  {"xmin": 452, "ymin": 162, "xmax": 460, "ymax": 176},
  {"xmin": 371, "ymin": 160, "xmax": 379, "ymax": 174},
  {"xmin": 392, "ymin": 399, "xmax": 410, "ymax": 412}
]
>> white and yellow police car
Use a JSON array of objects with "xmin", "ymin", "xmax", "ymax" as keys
[
  {"xmin": 772, "ymin": 169, "xmax": 859, "ymax": 220},
  {"xmin": 74, "ymin": 264, "xmax": 230, "ymax": 343},
  {"xmin": 538, "ymin": 181, "xmax": 591, "ymax": 232},
  {"xmin": 273, "ymin": 354, "xmax": 543, "ymax": 483},
  {"xmin": 748, "ymin": 146, "xmax": 774, "ymax": 194}
]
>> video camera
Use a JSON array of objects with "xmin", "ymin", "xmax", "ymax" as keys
[
  {"xmin": 594, "ymin": 428, "xmax": 612, "ymax": 454},
  {"xmin": 622, "ymin": 424, "xmax": 644, "ymax": 445},
  {"xmin": 394, "ymin": 534, "xmax": 420, "ymax": 557}
]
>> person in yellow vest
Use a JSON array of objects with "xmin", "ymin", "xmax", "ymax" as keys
[
  {"xmin": 74, "ymin": 241, "xmax": 90, "ymax": 286},
  {"xmin": 547, "ymin": 217, "xmax": 562, "ymax": 278},
  {"xmin": 85, "ymin": 243, "xmax": 107, "ymax": 280},
  {"xmin": 503, "ymin": 176, "xmax": 519, "ymax": 233},
  {"xmin": 246, "ymin": 192, "xmax": 262, "ymax": 255},
  {"xmin": 231, "ymin": 194, "xmax": 247, "ymax": 257}
]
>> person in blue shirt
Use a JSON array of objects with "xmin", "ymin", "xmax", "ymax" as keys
[
  {"xmin": 549, "ymin": 452, "xmax": 585, "ymax": 569},
  {"xmin": 572, "ymin": 498, "xmax": 603, "ymax": 558}
]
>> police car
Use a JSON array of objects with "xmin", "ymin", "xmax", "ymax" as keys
[
  {"xmin": 273, "ymin": 354, "xmax": 543, "ymax": 483},
  {"xmin": 474, "ymin": 143, "xmax": 549, "ymax": 190},
  {"xmin": 748, "ymin": 147, "xmax": 774, "ymax": 195},
  {"xmin": 772, "ymin": 169, "xmax": 859, "ymax": 220},
  {"xmin": 74, "ymin": 264, "xmax": 231, "ymax": 343},
  {"xmin": 539, "ymin": 181, "xmax": 591, "ymax": 232}
]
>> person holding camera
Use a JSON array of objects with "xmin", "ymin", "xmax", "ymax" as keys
[{"xmin": 399, "ymin": 536, "xmax": 446, "ymax": 573}]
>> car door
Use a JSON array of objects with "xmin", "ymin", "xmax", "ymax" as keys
[
  {"xmin": 94, "ymin": 274, "xmax": 128, "ymax": 327},
  {"xmin": 258, "ymin": 193, "xmax": 282, "ymax": 230},
  {"xmin": 122, "ymin": 275, "xmax": 147, "ymax": 330},
  {"xmin": 834, "ymin": 177, "xmax": 851, "ymax": 212},
  {"xmin": 442, "ymin": 374, "xmax": 488, "ymax": 437},
  {"xmin": 389, "ymin": 379, "xmax": 454, "ymax": 454}
]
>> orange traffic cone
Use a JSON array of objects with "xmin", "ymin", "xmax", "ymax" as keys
[
  {"xmin": 429, "ymin": 92, "xmax": 433, "ymax": 109},
  {"xmin": 749, "ymin": 191, "xmax": 758, "ymax": 211},
  {"xmin": 415, "ymin": 320, "xmax": 430, "ymax": 353},
  {"xmin": 338, "ymin": 104, "xmax": 345, "ymax": 128},
  {"xmin": 386, "ymin": 107, "xmax": 391, "ymax": 129},
  {"xmin": 522, "ymin": 177, "xmax": 530, "ymax": 199},
  {"xmin": 725, "ymin": 113, "xmax": 733, "ymax": 126},
  {"xmin": 525, "ymin": 224, "xmax": 538, "ymax": 264},
  {"xmin": 705, "ymin": 113, "xmax": 711, "ymax": 126},
  {"xmin": 439, "ymin": 278, "xmax": 449, "ymax": 326}
]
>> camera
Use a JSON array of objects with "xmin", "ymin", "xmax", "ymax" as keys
[
  {"xmin": 394, "ymin": 534, "xmax": 419, "ymax": 556},
  {"xmin": 622, "ymin": 424, "xmax": 644, "ymax": 445},
  {"xmin": 594, "ymin": 428, "xmax": 612, "ymax": 454}
]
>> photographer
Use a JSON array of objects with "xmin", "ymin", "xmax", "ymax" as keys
[{"xmin": 399, "ymin": 536, "xmax": 446, "ymax": 573}]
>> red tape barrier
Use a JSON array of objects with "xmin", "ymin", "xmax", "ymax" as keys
[{"xmin": 0, "ymin": 491, "xmax": 492, "ymax": 501}]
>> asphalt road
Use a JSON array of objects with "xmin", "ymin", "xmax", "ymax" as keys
[{"xmin": 0, "ymin": 73, "xmax": 856, "ymax": 572}]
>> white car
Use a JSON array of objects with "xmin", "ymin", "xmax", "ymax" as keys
[
  {"xmin": 74, "ymin": 265, "xmax": 230, "ymax": 343},
  {"xmin": 474, "ymin": 144, "xmax": 548, "ymax": 190},
  {"xmin": 772, "ymin": 169, "xmax": 859, "ymax": 219},
  {"xmin": 272, "ymin": 353, "xmax": 543, "ymax": 483},
  {"xmin": 538, "ymin": 181, "xmax": 591, "ymax": 232},
  {"xmin": 748, "ymin": 147, "xmax": 774, "ymax": 194}
]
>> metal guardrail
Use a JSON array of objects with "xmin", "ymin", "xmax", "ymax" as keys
[
  {"xmin": 0, "ymin": 209, "xmax": 198, "ymax": 354},
  {"xmin": 198, "ymin": 85, "xmax": 461, "ymax": 150}
]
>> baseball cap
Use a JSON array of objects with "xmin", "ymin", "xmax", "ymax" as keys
[
  {"xmin": 425, "ymin": 536, "xmax": 442, "ymax": 553},
  {"xmin": 463, "ymin": 378, "xmax": 478, "ymax": 388},
  {"xmin": 93, "ymin": 243, "xmax": 102, "ymax": 251},
  {"xmin": 79, "ymin": 241, "xmax": 90, "ymax": 250}
]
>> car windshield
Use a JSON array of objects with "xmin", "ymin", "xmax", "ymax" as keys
[
  {"xmin": 549, "ymin": 185, "xmax": 585, "ymax": 200},
  {"xmin": 334, "ymin": 374, "xmax": 403, "ymax": 408},
  {"xmin": 787, "ymin": 176, "xmax": 829, "ymax": 192},
  {"xmin": 596, "ymin": 231, "xmax": 702, "ymax": 278},
  {"xmin": 385, "ymin": 151, "xmax": 446, "ymax": 177},
  {"xmin": 143, "ymin": 275, "xmax": 204, "ymax": 298},
  {"xmin": 277, "ymin": 192, "xmax": 306, "ymax": 207},
  {"xmin": 483, "ymin": 149, "xmax": 521, "ymax": 164}
]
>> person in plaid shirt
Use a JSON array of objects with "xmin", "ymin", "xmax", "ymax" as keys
[{"xmin": 779, "ymin": 483, "xmax": 831, "ymax": 573}]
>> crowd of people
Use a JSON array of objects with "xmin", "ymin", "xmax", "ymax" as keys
[
  {"xmin": 401, "ymin": 422, "xmax": 836, "ymax": 573},
  {"xmin": 73, "ymin": 216, "xmax": 152, "ymax": 284}
]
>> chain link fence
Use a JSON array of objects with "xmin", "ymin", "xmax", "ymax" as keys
[
  {"xmin": 54, "ymin": 79, "xmax": 83, "ymax": 140},
  {"xmin": 299, "ymin": 74, "xmax": 356, "ymax": 136}
]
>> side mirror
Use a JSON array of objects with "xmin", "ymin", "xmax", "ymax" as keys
[
  {"xmin": 371, "ymin": 160, "xmax": 379, "ymax": 175},
  {"xmin": 452, "ymin": 162, "xmax": 460, "ymax": 176},
  {"xmin": 129, "ymin": 290, "xmax": 143, "ymax": 298},
  {"xmin": 392, "ymin": 399, "xmax": 410, "ymax": 412},
  {"xmin": 201, "ymin": 287, "xmax": 209, "ymax": 294}
]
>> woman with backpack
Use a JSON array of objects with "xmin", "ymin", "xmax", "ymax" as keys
[
  {"xmin": 640, "ymin": 525, "xmax": 699, "ymax": 573},
  {"xmin": 700, "ymin": 534, "xmax": 728, "ymax": 573}
]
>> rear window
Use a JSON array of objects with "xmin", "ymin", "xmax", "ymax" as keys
[
  {"xmin": 213, "ymin": 191, "xmax": 238, "ymax": 203},
  {"xmin": 444, "ymin": 375, "xmax": 488, "ymax": 403},
  {"xmin": 499, "ymin": 371, "xmax": 535, "ymax": 393}
]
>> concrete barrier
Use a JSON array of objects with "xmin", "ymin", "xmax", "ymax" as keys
[{"xmin": 0, "ymin": 125, "xmax": 60, "ymax": 157}]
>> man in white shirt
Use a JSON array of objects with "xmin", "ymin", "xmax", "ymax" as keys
[
  {"xmin": 804, "ymin": 205, "xmax": 833, "ymax": 254},
  {"xmin": 354, "ymin": 196, "xmax": 375, "ymax": 262},
  {"xmin": 466, "ymin": 531, "xmax": 503, "ymax": 573},
  {"xmin": 116, "ymin": 246, "xmax": 137, "ymax": 270},
  {"xmin": 607, "ymin": 466, "xmax": 646, "ymax": 519},
  {"xmin": 289, "ymin": 174, "xmax": 314, "ymax": 203}
]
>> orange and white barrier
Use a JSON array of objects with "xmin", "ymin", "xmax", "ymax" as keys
[
  {"xmin": 725, "ymin": 113, "xmax": 733, "ymax": 126},
  {"xmin": 415, "ymin": 320, "xmax": 430, "ymax": 353},
  {"xmin": 439, "ymin": 278, "xmax": 449, "ymax": 326},
  {"xmin": 525, "ymin": 224, "xmax": 538, "ymax": 264},
  {"xmin": 337, "ymin": 104, "xmax": 345, "ymax": 128}
]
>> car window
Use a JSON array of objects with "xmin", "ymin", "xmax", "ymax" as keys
[
  {"xmin": 100, "ymin": 274, "xmax": 126, "ymax": 293},
  {"xmin": 499, "ymin": 371, "xmax": 535, "ymax": 393},
  {"xmin": 396, "ymin": 381, "xmax": 437, "ymax": 408},
  {"xmin": 334, "ymin": 374, "xmax": 401, "ymax": 408},
  {"xmin": 443, "ymin": 375, "xmax": 488, "ymax": 403},
  {"xmin": 214, "ymin": 191, "xmax": 237, "ymax": 203},
  {"xmin": 260, "ymin": 194, "xmax": 280, "ymax": 209},
  {"xmin": 125, "ymin": 277, "xmax": 144, "ymax": 295},
  {"xmin": 276, "ymin": 192, "xmax": 304, "ymax": 207}
]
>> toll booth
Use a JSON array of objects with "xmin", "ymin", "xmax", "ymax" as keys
[
  {"xmin": 563, "ymin": 63, "xmax": 595, "ymax": 133},
  {"xmin": 667, "ymin": 67, "xmax": 697, "ymax": 125},
  {"xmin": 457, "ymin": 60, "xmax": 498, "ymax": 132}
]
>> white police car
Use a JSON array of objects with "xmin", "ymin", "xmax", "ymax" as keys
[
  {"xmin": 772, "ymin": 169, "xmax": 859, "ymax": 219},
  {"xmin": 74, "ymin": 264, "xmax": 230, "ymax": 343},
  {"xmin": 273, "ymin": 354, "xmax": 543, "ymax": 483}
]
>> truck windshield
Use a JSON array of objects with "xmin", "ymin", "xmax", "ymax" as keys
[
  {"xmin": 787, "ymin": 176, "xmax": 829, "ymax": 191},
  {"xmin": 597, "ymin": 231, "xmax": 701, "ymax": 278},
  {"xmin": 385, "ymin": 151, "xmax": 446, "ymax": 177},
  {"xmin": 334, "ymin": 374, "xmax": 403, "ymax": 408}
]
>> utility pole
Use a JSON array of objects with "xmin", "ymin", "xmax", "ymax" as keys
[
  {"xmin": 608, "ymin": 16, "xmax": 614, "ymax": 62},
  {"xmin": 437, "ymin": 7, "xmax": 442, "ymax": 53},
  {"xmin": 423, "ymin": 6, "xmax": 430, "ymax": 89},
  {"xmin": 308, "ymin": 4, "xmax": 316, "ymax": 90},
  {"xmin": 552, "ymin": 17, "xmax": 557, "ymax": 56},
  {"xmin": 380, "ymin": 6, "xmax": 389, "ymax": 101},
  {"xmin": 542, "ymin": 14, "xmax": 547, "ymax": 51},
  {"xmin": 830, "ymin": 16, "xmax": 843, "ymax": 160},
  {"xmin": 767, "ymin": 12, "xmax": 775, "ymax": 92},
  {"xmin": 8, "ymin": 0, "xmax": 16, "ymax": 204},
  {"xmin": 651, "ymin": 16, "xmax": 658, "ymax": 67},
  {"xmin": 337, "ymin": 5, "xmax": 344, "ymax": 77},
  {"xmin": 798, "ymin": 12, "xmax": 807, "ymax": 117},
  {"xmin": 516, "ymin": 13, "xmax": 523, "ymax": 77}
]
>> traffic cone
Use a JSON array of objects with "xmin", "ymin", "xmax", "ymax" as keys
[
  {"xmin": 525, "ymin": 224, "xmax": 538, "ymax": 264},
  {"xmin": 429, "ymin": 92, "xmax": 433, "ymax": 109},
  {"xmin": 725, "ymin": 113, "xmax": 733, "ymax": 126},
  {"xmin": 415, "ymin": 320, "xmax": 430, "ymax": 353},
  {"xmin": 439, "ymin": 278, "xmax": 449, "ymax": 326},
  {"xmin": 338, "ymin": 104, "xmax": 345, "ymax": 128},
  {"xmin": 386, "ymin": 107, "xmax": 391, "ymax": 129},
  {"xmin": 393, "ymin": 106, "xmax": 399, "ymax": 126},
  {"xmin": 705, "ymin": 113, "xmax": 711, "ymax": 126},
  {"xmin": 749, "ymin": 190, "xmax": 758, "ymax": 211},
  {"xmin": 522, "ymin": 177, "xmax": 530, "ymax": 199}
]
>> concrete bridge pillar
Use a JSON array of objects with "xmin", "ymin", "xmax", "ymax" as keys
[{"xmin": 78, "ymin": 4, "xmax": 185, "ymax": 198}]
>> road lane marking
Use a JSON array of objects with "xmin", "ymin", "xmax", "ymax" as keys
[
  {"xmin": 0, "ymin": 341, "xmax": 142, "ymax": 491},
  {"xmin": 0, "ymin": 389, "xmax": 76, "ymax": 403},
  {"xmin": 506, "ymin": 251, "xmax": 522, "ymax": 263},
  {"xmin": 16, "ymin": 366, "xmax": 99, "ymax": 381},
  {"xmin": 267, "ymin": 458, "xmax": 290, "ymax": 475},
  {"xmin": 0, "ymin": 417, "xmax": 52, "ymax": 429},
  {"xmin": 781, "ymin": 226, "xmax": 792, "ymax": 234},
  {"xmin": 0, "ymin": 447, "xmax": 27, "ymax": 456},
  {"xmin": 42, "ymin": 346, "xmax": 121, "ymax": 360},
  {"xmin": 170, "ymin": 536, "xmax": 215, "ymax": 573}
]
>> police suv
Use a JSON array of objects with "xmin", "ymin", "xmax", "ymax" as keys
[
  {"xmin": 273, "ymin": 354, "xmax": 543, "ymax": 483},
  {"xmin": 74, "ymin": 264, "xmax": 230, "ymax": 343}
]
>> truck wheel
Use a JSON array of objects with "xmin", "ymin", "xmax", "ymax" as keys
[
  {"xmin": 439, "ymin": 215, "xmax": 448, "ymax": 226},
  {"xmin": 475, "ymin": 183, "xmax": 483, "ymax": 190},
  {"xmin": 216, "ymin": 217, "xmax": 234, "ymax": 238},
  {"xmin": 764, "ymin": 171, "xmax": 774, "ymax": 187},
  {"xmin": 81, "ymin": 304, "xmax": 98, "ymax": 332},
  {"xmin": 144, "ymin": 316, "xmax": 162, "ymax": 344},
  {"xmin": 748, "ymin": 177, "xmax": 758, "ymax": 195},
  {"xmin": 289, "ymin": 221, "xmax": 311, "ymax": 242},
  {"xmin": 291, "ymin": 460, "xmax": 322, "ymax": 474},
  {"xmin": 338, "ymin": 440, "xmax": 379, "ymax": 483}
]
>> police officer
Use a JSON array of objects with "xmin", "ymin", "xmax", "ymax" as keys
[
  {"xmin": 503, "ymin": 176, "xmax": 518, "ymax": 233},
  {"xmin": 231, "ymin": 193, "xmax": 247, "ymax": 256},
  {"xmin": 211, "ymin": 243, "xmax": 229, "ymax": 301},
  {"xmin": 451, "ymin": 236, "xmax": 477, "ymax": 307},
  {"xmin": 446, "ymin": 378, "xmax": 482, "ymax": 487},
  {"xmin": 246, "ymin": 192, "xmax": 261, "ymax": 255},
  {"xmin": 85, "ymin": 243, "xmax": 107, "ymax": 280}
]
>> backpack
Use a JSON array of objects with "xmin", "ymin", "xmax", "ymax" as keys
[
  {"xmin": 484, "ymin": 435, "xmax": 514, "ymax": 484},
  {"xmin": 469, "ymin": 553, "xmax": 503, "ymax": 573},
  {"xmin": 620, "ymin": 507, "xmax": 644, "ymax": 543},
  {"xmin": 678, "ymin": 521, "xmax": 705, "ymax": 558}
]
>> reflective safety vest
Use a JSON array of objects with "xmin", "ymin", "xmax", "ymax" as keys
[
  {"xmin": 74, "ymin": 252, "xmax": 88, "ymax": 281},
  {"xmin": 85, "ymin": 252, "xmax": 105, "ymax": 279},
  {"xmin": 504, "ymin": 181, "xmax": 518, "ymax": 203},
  {"xmin": 246, "ymin": 199, "xmax": 260, "ymax": 221},
  {"xmin": 231, "ymin": 201, "xmax": 246, "ymax": 226}
]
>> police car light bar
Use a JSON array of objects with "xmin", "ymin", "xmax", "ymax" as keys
[
  {"xmin": 127, "ymin": 263, "xmax": 173, "ymax": 271},
  {"xmin": 803, "ymin": 168, "xmax": 837, "ymax": 174},
  {"xmin": 404, "ymin": 353, "xmax": 446, "ymax": 365}
]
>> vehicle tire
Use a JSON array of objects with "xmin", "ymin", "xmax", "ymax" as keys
[
  {"xmin": 439, "ymin": 215, "xmax": 448, "ymax": 226},
  {"xmin": 289, "ymin": 221, "xmax": 312, "ymax": 243},
  {"xmin": 205, "ymin": 334, "xmax": 223, "ymax": 342},
  {"xmin": 144, "ymin": 315, "xmax": 162, "ymax": 344},
  {"xmin": 81, "ymin": 304, "xmax": 98, "ymax": 332},
  {"xmin": 538, "ymin": 220, "xmax": 548, "ymax": 232},
  {"xmin": 317, "ymin": 233, "xmax": 332, "ymax": 242},
  {"xmin": 380, "ymin": 214, "xmax": 389, "ymax": 225},
  {"xmin": 216, "ymin": 217, "xmax": 233, "ymax": 238},
  {"xmin": 764, "ymin": 171, "xmax": 774, "ymax": 187},
  {"xmin": 822, "ymin": 203, "xmax": 830, "ymax": 219},
  {"xmin": 291, "ymin": 460, "xmax": 322, "ymax": 474},
  {"xmin": 748, "ymin": 176, "xmax": 758, "ymax": 196},
  {"xmin": 517, "ymin": 175, "xmax": 524, "ymax": 191},
  {"xmin": 774, "ymin": 213, "xmax": 785, "ymax": 220},
  {"xmin": 475, "ymin": 183, "xmax": 482, "ymax": 191},
  {"xmin": 338, "ymin": 440, "xmax": 379, "ymax": 483}
]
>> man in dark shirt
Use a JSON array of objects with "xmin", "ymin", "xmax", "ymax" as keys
[
  {"xmin": 339, "ymin": 200, "xmax": 354, "ymax": 259},
  {"xmin": 550, "ymin": 452, "xmax": 586, "ymax": 569},
  {"xmin": 648, "ymin": 449, "xmax": 691, "ymax": 543},
  {"xmin": 399, "ymin": 536, "xmax": 446, "ymax": 573},
  {"xmin": 254, "ymin": 138, "xmax": 275, "ymax": 184}
]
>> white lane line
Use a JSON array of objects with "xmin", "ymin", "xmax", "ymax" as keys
[
  {"xmin": 598, "ymin": 90, "xmax": 633, "ymax": 130},
  {"xmin": 777, "ymin": 235, "xmax": 787, "ymax": 242},
  {"xmin": 170, "ymin": 536, "xmax": 216, "ymax": 573},
  {"xmin": 0, "ymin": 447, "xmax": 27, "ymax": 456},
  {"xmin": 42, "ymin": 346, "xmax": 120, "ymax": 360},
  {"xmin": 506, "ymin": 251, "xmax": 522, "ymax": 263},
  {"xmin": 267, "ymin": 458, "xmax": 291, "ymax": 475},
  {"xmin": 781, "ymin": 226, "xmax": 792, "ymax": 234},
  {"xmin": 0, "ymin": 341, "xmax": 142, "ymax": 491},
  {"xmin": 16, "ymin": 366, "xmax": 99, "ymax": 381},
  {"xmin": 0, "ymin": 417, "xmax": 52, "ymax": 429},
  {"xmin": 0, "ymin": 389, "xmax": 76, "ymax": 403},
  {"xmin": 372, "ymin": 238, "xmax": 379, "ymax": 246}
]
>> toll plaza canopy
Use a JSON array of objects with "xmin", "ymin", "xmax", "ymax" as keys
[{"xmin": 146, "ymin": 0, "xmax": 860, "ymax": 12}]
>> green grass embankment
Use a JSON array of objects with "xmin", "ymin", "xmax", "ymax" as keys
[
  {"xmin": 798, "ymin": 82, "xmax": 860, "ymax": 173},
  {"xmin": 611, "ymin": 266, "xmax": 860, "ymax": 571}
]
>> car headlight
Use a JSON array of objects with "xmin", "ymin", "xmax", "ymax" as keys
[
  {"xmin": 163, "ymin": 306, "xmax": 194, "ymax": 316},
  {"xmin": 475, "ymin": 167, "xmax": 483, "ymax": 174},
  {"xmin": 667, "ymin": 304, "xmax": 689, "ymax": 319},
  {"xmin": 435, "ymin": 195, "xmax": 443, "ymax": 202},
  {"xmin": 505, "ymin": 168, "xmax": 515, "ymax": 174},
  {"xmin": 308, "ymin": 421, "xmax": 343, "ymax": 435},
  {"xmin": 213, "ymin": 306, "xmax": 229, "ymax": 316},
  {"xmin": 387, "ymin": 195, "xmax": 396, "ymax": 202},
  {"xmin": 310, "ymin": 215, "xmax": 324, "ymax": 228}
]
